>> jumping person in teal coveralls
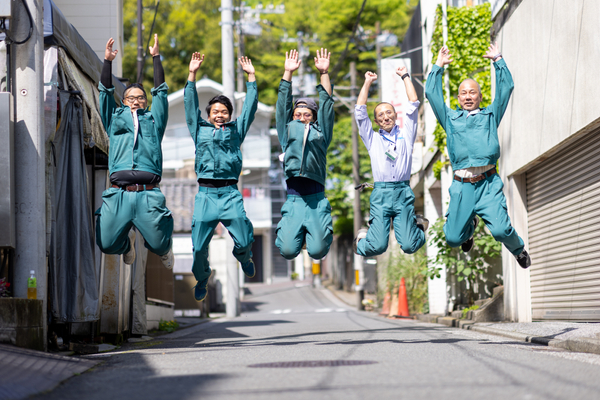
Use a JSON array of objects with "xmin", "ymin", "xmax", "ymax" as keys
[
  {"xmin": 353, "ymin": 67, "xmax": 428, "ymax": 256},
  {"xmin": 185, "ymin": 52, "xmax": 258, "ymax": 301},
  {"xmin": 425, "ymin": 43, "xmax": 531, "ymax": 269},
  {"xmin": 275, "ymin": 49, "xmax": 335, "ymax": 261},
  {"xmin": 96, "ymin": 35, "xmax": 174, "ymax": 269}
]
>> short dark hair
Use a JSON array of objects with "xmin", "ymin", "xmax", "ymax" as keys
[
  {"xmin": 123, "ymin": 83, "xmax": 147, "ymax": 99},
  {"xmin": 373, "ymin": 102, "xmax": 395, "ymax": 120},
  {"xmin": 206, "ymin": 95, "xmax": 233, "ymax": 116}
]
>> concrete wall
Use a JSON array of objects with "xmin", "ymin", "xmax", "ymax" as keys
[
  {"xmin": 53, "ymin": 0, "xmax": 124, "ymax": 77},
  {"xmin": 496, "ymin": 0, "xmax": 600, "ymax": 321}
]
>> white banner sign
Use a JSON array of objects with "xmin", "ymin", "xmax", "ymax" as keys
[{"xmin": 380, "ymin": 58, "xmax": 411, "ymax": 130}]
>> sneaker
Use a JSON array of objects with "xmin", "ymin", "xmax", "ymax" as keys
[
  {"xmin": 241, "ymin": 259, "xmax": 256, "ymax": 278},
  {"xmin": 194, "ymin": 278, "xmax": 209, "ymax": 302},
  {"xmin": 416, "ymin": 214, "xmax": 429, "ymax": 232},
  {"xmin": 160, "ymin": 248, "xmax": 174, "ymax": 269},
  {"xmin": 123, "ymin": 229, "xmax": 136, "ymax": 264},
  {"xmin": 353, "ymin": 228, "xmax": 368, "ymax": 254},
  {"xmin": 461, "ymin": 216, "xmax": 479, "ymax": 253},
  {"xmin": 515, "ymin": 249, "xmax": 532, "ymax": 269}
]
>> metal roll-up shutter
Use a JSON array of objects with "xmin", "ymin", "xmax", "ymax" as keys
[{"xmin": 527, "ymin": 128, "xmax": 600, "ymax": 321}]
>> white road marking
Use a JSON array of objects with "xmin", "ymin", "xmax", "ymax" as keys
[{"xmin": 316, "ymin": 308, "xmax": 333, "ymax": 313}]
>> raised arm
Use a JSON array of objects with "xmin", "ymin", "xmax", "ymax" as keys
[
  {"xmin": 354, "ymin": 71, "xmax": 378, "ymax": 149},
  {"xmin": 424, "ymin": 46, "xmax": 453, "ymax": 132},
  {"xmin": 148, "ymin": 35, "xmax": 168, "ymax": 139},
  {"xmin": 314, "ymin": 48, "xmax": 331, "ymax": 95},
  {"xmin": 236, "ymin": 57, "xmax": 258, "ymax": 141},
  {"xmin": 396, "ymin": 66, "xmax": 417, "ymax": 102},
  {"xmin": 483, "ymin": 42, "xmax": 514, "ymax": 125},
  {"xmin": 185, "ymin": 52, "xmax": 205, "ymax": 143},
  {"xmin": 276, "ymin": 50, "xmax": 299, "ymax": 147},
  {"xmin": 357, "ymin": 71, "xmax": 376, "ymax": 106},
  {"xmin": 99, "ymin": 38, "xmax": 119, "ymax": 131}
]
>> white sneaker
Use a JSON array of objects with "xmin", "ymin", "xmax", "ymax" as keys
[
  {"xmin": 160, "ymin": 248, "xmax": 174, "ymax": 269},
  {"xmin": 123, "ymin": 230, "xmax": 136, "ymax": 265},
  {"xmin": 353, "ymin": 228, "xmax": 368, "ymax": 254}
]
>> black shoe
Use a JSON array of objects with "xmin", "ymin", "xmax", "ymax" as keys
[
  {"xmin": 416, "ymin": 214, "xmax": 429, "ymax": 232},
  {"xmin": 461, "ymin": 216, "xmax": 479, "ymax": 252},
  {"xmin": 515, "ymin": 249, "xmax": 531, "ymax": 269},
  {"xmin": 353, "ymin": 228, "xmax": 368, "ymax": 254}
]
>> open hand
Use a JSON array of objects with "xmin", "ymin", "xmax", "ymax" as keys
[
  {"xmin": 239, "ymin": 57, "xmax": 255, "ymax": 75},
  {"xmin": 105, "ymin": 38, "xmax": 118, "ymax": 61},
  {"xmin": 314, "ymin": 48, "xmax": 330, "ymax": 73},
  {"xmin": 435, "ymin": 46, "xmax": 453, "ymax": 67},
  {"xmin": 149, "ymin": 34, "xmax": 160, "ymax": 57},
  {"xmin": 483, "ymin": 42, "xmax": 501, "ymax": 60},
  {"xmin": 364, "ymin": 71, "xmax": 377, "ymax": 83},
  {"xmin": 189, "ymin": 52, "xmax": 205, "ymax": 73},
  {"xmin": 284, "ymin": 50, "xmax": 301, "ymax": 72}
]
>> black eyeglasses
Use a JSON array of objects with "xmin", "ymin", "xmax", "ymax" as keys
[{"xmin": 125, "ymin": 95, "xmax": 147, "ymax": 102}]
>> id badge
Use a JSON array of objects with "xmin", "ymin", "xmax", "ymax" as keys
[{"xmin": 385, "ymin": 145, "xmax": 398, "ymax": 161}]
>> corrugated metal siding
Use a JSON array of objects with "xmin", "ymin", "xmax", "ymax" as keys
[{"xmin": 527, "ymin": 129, "xmax": 600, "ymax": 320}]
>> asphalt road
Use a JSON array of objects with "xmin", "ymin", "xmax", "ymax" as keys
[{"xmin": 35, "ymin": 283, "xmax": 600, "ymax": 400}]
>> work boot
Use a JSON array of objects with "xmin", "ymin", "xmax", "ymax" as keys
[
  {"xmin": 241, "ymin": 259, "xmax": 256, "ymax": 278},
  {"xmin": 416, "ymin": 214, "xmax": 429, "ymax": 232},
  {"xmin": 160, "ymin": 248, "xmax": 174, "ymax": 269},
  {"xmin": 515, "ymin": 249, "xmax": 532, "ymax": 269},
  {"xmin": 461, "ymin": 216, "xmax": 479, "ymax": 252},
  {"xmin": 353, "ymin": 228, "xmax": 368, "ymax": 254},
  {"xmin": 194, "ymin": 278, "xmax": 209, "ymax": 302},
  {"xmin": 123, "ymin": 229, "xmax": 136, "ymax": 265}
]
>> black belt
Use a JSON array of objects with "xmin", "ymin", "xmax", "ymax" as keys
[
  {"xmin": 454, "ymin": 167, "xmax": 497, "ymax": 183},
  {"xmin": 197, "ymin": 178, "xmax": 238, "ymax": 188},
  {"xmin": 111, "ymin": 184, "xmax": 158, "ymax": 192}
]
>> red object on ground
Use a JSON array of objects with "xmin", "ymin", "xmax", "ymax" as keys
[
  {"xmin": 380, "ymin": 289, "xmax": 391, "ymax": 316},
  {"xmin": 397, "ymin": 277, "xmax": 409, "ymax": 317}
]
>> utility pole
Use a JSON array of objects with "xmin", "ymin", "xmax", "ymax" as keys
[
  {"xmin": 12, "ymin": 0, "xmax": 46, "ymax": 347},
  {"xmin": 350, "ymin": 62, "xmax": 364, "ymax": 310},
  {"xmin": 375, "ymin": 21, "xmax": 382, "ymax": 101},
  {"xmin": 136, "ymin": 0, "xmax": 143, "ymax": 83},
  {"xmin": 221, "ymin": 0, "xmax": 239, "ymax": 318},
  {"xmin": 297, "ymin": 32, "xmax": 305, "ymax": 97}
]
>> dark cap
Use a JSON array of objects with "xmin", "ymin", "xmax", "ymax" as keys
[{"xmin": 294, "ymin": 97, "xmax": 318, "ymax": 113}]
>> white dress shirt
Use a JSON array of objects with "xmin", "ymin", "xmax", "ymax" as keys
[{"xmin": 355, "ymin": 101, "xmax": 420, "ymax": 182}]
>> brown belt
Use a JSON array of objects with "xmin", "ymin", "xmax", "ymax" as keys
[
  {"xmin": 111, "ymin": 184, "xmax": 158, "ymax": 192},
  {"xmin": 454, "ymin": 167, "xmax": 497, "ymax": 183}
]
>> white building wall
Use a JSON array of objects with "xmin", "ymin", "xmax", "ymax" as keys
[
  {"xmin": 495, "ymin": 0, "xmax": 600, "ymax": 321},
  {"xmin": 53, "ymin": 0, "xmax": 124, "ymax": 77}
]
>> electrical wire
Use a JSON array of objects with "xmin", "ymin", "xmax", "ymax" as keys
[{"xmin": 0, "ymin": 0, "xmax": 34, "ymax": 45}]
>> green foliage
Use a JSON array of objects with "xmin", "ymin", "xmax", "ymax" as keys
[
  {"xmin": 429, "ymin": 3, "xmax": 492, "ymax": 180},
  {"xmin": 428, "ymin": 217, "xmax": 501, "ymax": 303},
  {"xmin": 158, "ymin": 319, "xmax": 180, "ymax": 333},
  {"xmin": 461, "ymin": 304, "xmax": 479, "ymax": 319},
  {"xmin": 384, "ymin": 247, "xmax": 430, "ymax": 314}
]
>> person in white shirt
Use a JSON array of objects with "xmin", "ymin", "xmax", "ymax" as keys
[{"xmin": 353, "ymin": 68, "xmax": 428, "ymax": 256}]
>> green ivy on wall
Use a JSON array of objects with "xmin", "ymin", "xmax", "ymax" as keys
[{"xmin": 430, "ymin": 3, "xmax": 493, "ymax": 180}]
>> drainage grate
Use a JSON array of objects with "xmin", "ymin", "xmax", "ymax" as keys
[{"xmin": 248, "ymin": 360, "xmax": 377, "ymax": 368}]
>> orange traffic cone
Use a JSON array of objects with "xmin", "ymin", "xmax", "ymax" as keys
[
  {"xmin": 380, "ymin": 288, "xmax": 391, "ymax": 316},
  {"xmin": 397, "ymin": 277, "xmax": 409, "ymax": 317}
]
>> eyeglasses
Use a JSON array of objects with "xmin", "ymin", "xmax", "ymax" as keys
[
  {"xmin": 125, "ymin": 95, "xmax": 147, "ymax": 103},
  {"xmin": 294, "ymin": 112, "xmax": 313, "ymax": 120}
]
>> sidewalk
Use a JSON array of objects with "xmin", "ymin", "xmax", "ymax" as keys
[{"xmin": 417, "ymin": 314, "xmax": 600, "ymax": 355}]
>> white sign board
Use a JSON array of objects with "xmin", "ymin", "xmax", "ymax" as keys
[{"xmin": 381, "ymin": 58, "xmax": 411, "ymax": 130}]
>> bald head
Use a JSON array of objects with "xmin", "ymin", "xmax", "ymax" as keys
[{"xmin": 457, "ymin": 79, "xmax": 482, "ymax": 111}]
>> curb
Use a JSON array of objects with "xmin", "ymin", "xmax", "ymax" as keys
[{"xmin": 416, "ymin": 314, "xmax": 600, "ymax": 356}]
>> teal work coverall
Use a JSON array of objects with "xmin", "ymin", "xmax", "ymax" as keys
[
  {"xmin": 184, "ymin": 81, "xmax": 258, "ymax": 284},
  {"xmin": 275, "ymin": 80, "xmax": 334, "ymax": 260},
  {"xmin": 425, "ymin": 59, "xmax": 524, "ymax": 255},
  {"xmin": 95, "ymin": 82, "xmax": 173, "ymax": 257}
]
